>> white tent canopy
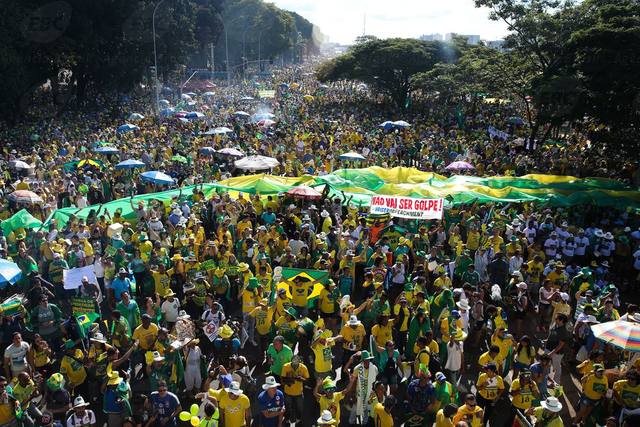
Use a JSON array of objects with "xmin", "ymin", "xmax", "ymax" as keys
[{"xmin": 234, "ymin": 155, "xmax": 279, "ymax": 171}]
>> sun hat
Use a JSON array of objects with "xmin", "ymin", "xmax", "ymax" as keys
[
  {"xmin": 106, "ymin": 371, "xmax": 123, "ymax": 386},
  {"xmin": 285, "ymin": 307, "xmax": 298, "ymax": 318},
  {"xmin": 225, "ymin": 381, "xmax": 243, "ymax": 395},
  {"xmin": 322, "ymin": 378, "xmax": 336, "ymax": 391},
  {"xmin": 177, "ymin": 310, "xmax": 191, "ymax": 320},
  {"xmin": 593, "ymin": 363, "xmax": 605, "ymax": 372},
  {"xmin": 218, "ymin": 324, "xmax": 234, "ymax": 339},
  {"xmin": 72, "ymin": 395, "xmax": 90, "ymax": 409},
  {"xmin": 90, "ymin": 333, "xmax": 107, "ymax": 344},
  {"xmin": 262, "ymin": 376, "xmax": 281, "ymax": 390},
  {"xmin": 152, "ymin": 351, "xmax": 165, "ymax": 362},
  {"xmin": 435, "ymin": 372, "xmax": 447, "ymax": 382},
  {"xmin": 347, "ymin": 315, "xmax": 361, "ymax": 326},
  {"xmin": 453, "ymin": 328, "xmax": 467, "ymax": 341},
  {"xmin": 516, "ymin": 282, "xmax": 528, "ymax": 290},
  {"xmin": 456, "ymin": 299, "xmax": 470, "ymax": 310},
  {"xmin": 540, "ymin": 396, "xmax": 563, "ymax": 413},
  {"xmin": 360, "ymin": 350, "xmax": 374, "ymax": 360},
  {"xmin": 317, "ymin": 410, "xmax": 336, "ymax": 425}
]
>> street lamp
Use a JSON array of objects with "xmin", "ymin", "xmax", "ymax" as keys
[{"xmin": 152, "ymin": 0, "xmax": 167, "ymax": 116}]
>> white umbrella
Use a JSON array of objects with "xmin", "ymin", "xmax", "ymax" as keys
[
  {"xmin": 180, "ymin": 94, "xmax": 192, "ymax": 101},
  {"xmin": 234, "ymin": 111, "xmax": 250, "ymax": 117},
  {"xmin": 8, "ymin": 160, "xmax": 31, "ymax": 170},
  {"xmin": 393, "ymin": 120, "xmax": 411, "ymax": 128},
  {"xmin": 217, "ymin": 148, "xmax": 245, "ymax": 157},
  {"xmin": 128, "ymin": 113, "xmax": 145, "ymax": 121},
  {"xmin": 339, "ymin": 152, "xmax": 366, "ymax": 161},
  {"xmin": 203, "ymin": 91, "xmax": 215, "ymax": 97},
  {"xmin": 234, "ymin": 155, "xmax": 279, "ymax": 170}
]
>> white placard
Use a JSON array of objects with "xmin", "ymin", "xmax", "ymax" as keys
[{"xmin": 63, "ymin": 266, "xmax": 97, "ymax": 290}]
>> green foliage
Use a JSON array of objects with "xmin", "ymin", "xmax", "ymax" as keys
[{"xmin": 317, "ymin": 38, "xmax": 453, "ymax": 108}]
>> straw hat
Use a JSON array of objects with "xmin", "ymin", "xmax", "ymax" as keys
[
  {"xmin": 72, "ymin": 396, "xmax": 90, "ymax": 409},
  {"xmin": 540, "ymin": 396, "xmax": 563, "ymax": 413},
  {"xmin": 225, "ymin": 381, "xmax": 243, "ymax": 395},
  {"xmin": 317, "ymin": 410, "xmax": 336, "ymax": 425},
  {"xmin": 262, "ymin": 376, "xmax": 281, "ymax": 390}
]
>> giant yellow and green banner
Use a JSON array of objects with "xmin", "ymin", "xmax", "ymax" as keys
[{"xmin": 41, "ymin": 167, "xmax": 640, "ymax": 228}]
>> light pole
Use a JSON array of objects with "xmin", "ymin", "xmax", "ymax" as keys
[{"xmin": 152, "ymin": 0, "xmax": 167, "ymax": 116}]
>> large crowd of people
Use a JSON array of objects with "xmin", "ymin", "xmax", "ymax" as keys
[{"xmin": 0, "ymin": 62, "xmax": 639, "ymax": 427}]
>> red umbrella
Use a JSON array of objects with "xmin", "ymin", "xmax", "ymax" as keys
[{"xmin": 286, "ymin": 185, "xmax": 322, "ymax": 200}]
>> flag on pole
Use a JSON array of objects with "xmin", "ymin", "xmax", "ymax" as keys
[{"xmin": 75, "ymin": 312, "xmax": 100, "ymax": 339}]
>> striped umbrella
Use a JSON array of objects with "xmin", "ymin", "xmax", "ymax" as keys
[
  {"xmin": 7, "ymin": 190, "xmax": 43, "ymax": 204},
  {"xmin": 591, "ymin": 320, "xmax": 640, "ymax": 352}
]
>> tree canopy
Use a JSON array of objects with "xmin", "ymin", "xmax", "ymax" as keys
[{"xmin": 317, "ymin": 38, "xmax": 454, "ymax": 108}]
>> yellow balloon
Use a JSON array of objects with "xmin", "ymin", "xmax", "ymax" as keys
[
  {"xmin": 179, "ymin": 411, "xmax": 191, "ymax": 422},
  {"xmin": 190, "ymin": 403, "xmax": 199, "ymax": 416},
  {"xmin": 191, "ymin": 416, "xmax": 200, "ymax": 426}
]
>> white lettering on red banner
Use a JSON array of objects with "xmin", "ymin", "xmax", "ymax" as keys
[{"xmin": 369, "ymin": 195, "xmax": 444, "ymax": 219}]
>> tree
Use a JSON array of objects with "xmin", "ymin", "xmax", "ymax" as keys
[{"xmin": 317, "ymin": 38, "xmax": 452, "ymax": 108}]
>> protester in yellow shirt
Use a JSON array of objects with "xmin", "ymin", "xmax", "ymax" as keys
[
  {"xmin": 60, "ymin": 342, "xmax": 87, "ymax": 391},
  {"xmin": 374, "ymin": 396, "xmax": 396, "ymax": 427},
  {"xmin": 436, "ymin": 404, "xmax": 459, "ymax": 427},
  {"xmin": 476, "ymin": 364, "xmax": 505, "ymax": 417},
  {"xmin": 311, "ymin": 331, "xmax": 341, "ymax": 380},
  {"xmin": 613, "ymin": 370, "xmax": 640, "ymax": 412},
  {"xmin": 313, "ymin": 376, "xmax": 356, "ymax": 423},
  {"xmin": 453, "ymin": 394, "xmax": 483, "ymax": 427},
  {"xmin": 132, "ymin": 315, "xmax": 160, "ymax": 351},
  {"xmin": 218, "ymin": 382, "xmax": 251, "ymax": 427},
  {"xmin": 510, "ymin": 370, "xmax": 540, "ymax": 412},
  {"xmin": 573, "ymin": 363, "xmax": 609, "ymax": 424},
  {"xmin": 280, "ymin": 355, "xmax": 309, "ymax": 423}
]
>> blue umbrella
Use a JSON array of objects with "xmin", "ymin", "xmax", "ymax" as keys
[
  {"xmin": 185, "ymin": 111, "xmax": 205, "ymax": 119},
  {"xmin": 199, "ymin": 147, "xmax": 217, "ymax": 155},
  {"xmin": 94, "ymin": 146, "xmax": 119, "ymax": 154},
  {"xmin": 117, "ymin": 124, "xmax": 139, "ymax": 133},
  {"xmin": 393, "ymin": 120, "xmax": 411, "ymax": 128},
  {"xmin": 160, "ymin": 108, "xmax": 175, "ymax": 117},
  {"xmin": 0, "ymin": 259, "xmax": 22, "ymax": 288},
  {"xmin": 379, "ymin": 121, "xmax": 395, "ymax": 130},
  {"xmin": 159, "ymin": 99, "xmax": 170, "ymax": 107},
  {"xmin": 507, "ymin": 117, "xmax": 525, "ymax": 125},
  {"xmin": 140, "ymin": 171, "xmax": 174, "ymax": 185},
  {"xmin": 116, "ymin": 159, "xmax": 146, "ymax": 170},
  {"xmin": 279, "ymin": 83, "xmax": 289, "ymax": 89}
]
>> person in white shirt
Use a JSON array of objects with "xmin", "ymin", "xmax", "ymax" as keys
[
  {"xmin": 161, "ymin": 291, "xmax": 181, "ymax": 326},
  {"xmin": 556, "ymin": 222, "xmax": 571, "ymax": 244},
  {"xmin": 67, "ymin": 395, "xmax": 96, "ymax": 427},
  {"xmin": 509, "ymin": 251, "xmax": 524, "ymax": 274},
  {"xmin": 524, "ymin": 223, "xmax": 537, "ymax": 245},
  {"xmin": 3, "ymin": 333, "xmax": 30, "ymax": 378},
  {"xmin": 561, "ymin": 236, "xmax": 577, "ymax": 259},
  {"xmin": 544, "ymin": 232, "xmax": 560, "ymax": 258},
  {"xmin": 598, "ymin": 233, "xmax": 615, "ymax": 257},
  {"xmin": 574, "ymin": 229, "xmax": 590, "ymax": 259}
]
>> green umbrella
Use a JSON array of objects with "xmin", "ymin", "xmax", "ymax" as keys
[{"xmin": 171, "ymin": 155, "xmax": 188, "ymax": 164}]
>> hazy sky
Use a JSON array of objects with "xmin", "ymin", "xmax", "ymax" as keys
[{"xmin": 268, "ymin": 0, "xmax": 509, "ymax": 44}]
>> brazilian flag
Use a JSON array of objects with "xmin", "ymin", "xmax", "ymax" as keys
[
  {"xmin": 76, "ymin": 312, "xmax": 100, "ymax": 339},
  {"xmin": 269, "ymin": 268, "xmax": 329, "ymax": 308}
]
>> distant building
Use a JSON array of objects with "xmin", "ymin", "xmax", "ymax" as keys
[
  {"xmin": 419, "ymin": 33, "xmax": 443, "ymax": 42},
  {"xmin": 445, "ymin": 33, "xmax": 480, "ymax": 45},
  {"xmin": 485, "ymin": 39, "xmax": 507, "ymax": 51}
]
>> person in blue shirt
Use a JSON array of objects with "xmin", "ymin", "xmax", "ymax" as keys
[
  {"xmin": 530, "ymin": 352, "xmax": 552, "ymax": 397},
  {"xmin": 407, "ymin": 365, "xmax": 437, "ymax": 417},
  {"xmin": 146, "ymin": 380, "xmax": 181, "ymax": 427},
  {"xmin": 261, "ymin": 207, "xmax": 277, "ymax": 225},
  {"xmin": 110, "ymin": 268, "xmax": 132, "ymax": 304},
  {"xmin": 258, "ymin": 376, "xmax": 285, "ymax": 427}
]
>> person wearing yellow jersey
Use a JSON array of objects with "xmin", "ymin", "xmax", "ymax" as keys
[
  {"xmin": 219, "ymin": 381, "xmax": 251, "ymax": 427},
  {"xmin": 59, "ymin": 341, "xmax": 88, "ymax": 394},
  {"xmin": 483, "ymin": 229, "xmax": 504, "ymax": 253},
  {"xmin": 453, "ymin": 394, "xmax": 483, "ymax": 427},
  {"xmin": 339, "ymin": 315, "xmax": 366, "ymax": 365},
  {"xmin": 318, "ymin": 281, "xmax": 339, "ymax": 332},
  {"xmin": 574, "ymin": 363, "xmax": 609, "ymax": 424},
  {"xmin": 290, "ymin": 276, "xmax": 312, "ymax": 310},
  {"xmin": 613, "ymin": 370, "xmax": 640, "ymax": 422},
  {"xmin": 476, "ymin": 363, "xmax": 504, "ymax": 423},
  {"xmin": 490, "ymin": 327, "xmax": 514, "ymax": 374},
  {"xmin": 249, "ymin": 299, "xmax": 275, "ymax": 352},
  {"xmin": 311, "ymin": 330, "xmax": 341, "ymax": 381},
  {"xmin": 509, "ymin": 370, "xmax": 540, "ymax": 423},
  {"xmin": 436, "ymin": 403, "xmax": 458, "ymax": 427},
  {"xmin": 0, "ymin": 376, "xmax": 17, "ymax": 426},
  {"xmin": 478, "ymin": 346, "xmax": 502, "ymax": 373},
  {"xmin": 433, "ymin": 270, "xmax": 452, "ymax": 290},
  {"xmin": 525, "ymin": 396, "xmax": 563, "ymax": 427},
  {"xmin": 280, "ymin": 355, "xmax": 309, "ymax": 424},
  {"xmin": 393, "ymin": 296, "xmax": 410, "ymax": 354},
  {"xmin": 239, "ymin": 277, "xmax": 260, "ymax": 347},
  {"xmin": 151, "ymin": 264, "xmax": 173, "ymax": 297},
  {"xmin": 374, "ymin": 395, "xmax": 396, "ymax": 427},
  {"xmin": 371, "ymin": 315, "xmax": 394, "ymax": 347},
  {"xmin": 313, "ymin": 376, "xmax": 356, "ymax": 424}
]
